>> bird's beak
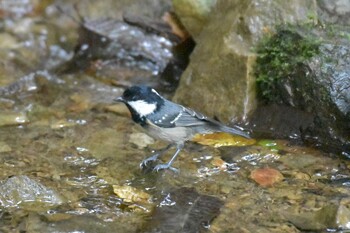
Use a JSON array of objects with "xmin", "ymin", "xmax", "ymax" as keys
[{"xmin": 114, "ymin": 96, "xmax": 124, "ymax": 103}]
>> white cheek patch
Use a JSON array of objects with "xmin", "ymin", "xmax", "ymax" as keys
[{"xmin": 128, "ymin": 100, "xmax": 157, "ymax": 116}]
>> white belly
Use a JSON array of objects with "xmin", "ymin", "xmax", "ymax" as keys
[{"xmin": 143, "ymin": 121, "xmax": 191, "ymax": 144}]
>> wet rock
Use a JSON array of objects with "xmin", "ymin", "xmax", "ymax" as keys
[
  {"xmin": 24, "ymin": 213, "xmax": 143, "ymax": 233},
  {"xmin": 112, "ymin": 184, "xmax": 151, "ymax": 203},
  {"xmin": 247, "ymin": 104, "xmax": 314, "ymax": 139},
  {"xmin": 112, "ymin": 184, "xmax": 153, "ymax": 212},
  {"xmin": 0, "ymin": 97, "xmax": 15, "ymax": 109},
  {"xmin": 174, "ymin": 0, "xmax": 316, "ymax": 123},
  {"xmin": 0, "ymin": 74, "xmax": 36, "ymax": 96},
  {"xmin": 317, "ymin": 0, "xmax": 350, "ymax": 25},
  {"xmin": 337, "ymin": 198, "xmax": 350, "ymax": 230},
  {"xmin": 0, "ymin": 111, "xmax": 29, "ymax": 127},
  {"xmin": 129, "ymin": 132, "xmax": 155, "ymax": 149},
  {"xmin": 278, "ymin": 148, "xmax": 331, "ymax": 170},
  {"xmin": 146, "ymin": 187, "xmax": 223, "ymax": 233},
  {"xmin": 0, "ymin": 175, "xmax": 64, "ymax": 208},
  {"xmin": 0, "ymin": 71, "xmax": 53, "ymax": 97},
  {"xmin": 69, "ymin": 0, "xmax": 171, "ymax": 21},
  {"xmin": 284, "ymin": 205, "xmax": 338, "ymax": 230},
  {"xmin": 255, "ymin": 27, "xmax": 350, "ymax": 154},
  {"xmin": 0, "ymin": 141, "xmax": 12, "ymax": 152},
  {"xmin": 63, "ymin": 18, "xmax": 175, "ymax": 79},
  {"xmin": 50, "ymin": 119, "xmax": 79, "ymax": 129},
  {"xmin": 1, "ymin": 15, "xmax": 74, "ymax": 72},
  {"xmin": 295, "ymin": 206, "xmax": 338, "ymax": 230},
  {"xmin": 0, "ymin": 0, "xmax": 43, "ymax": 18}
]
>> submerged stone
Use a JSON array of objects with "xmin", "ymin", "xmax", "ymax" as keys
[
  {"xmin": 0, "ymin": 175, "xmax": 64, "ymax": 208},
  {"xmin": 0, "ymin": 141, "xmax": 12, "ymax": 152},
  {"xmin": 146, "ymin": 187, "xmax": 223, "ymax": 232},
  {"xmin": 337, "ymin": 198, "xmax": 350, "ymax": 230},
  {"xmin": 284, "ymin": 205, "xmax": 337, "ymax": 230},
  {"xmin": 0, "ymin": 111, "xmax": 29, "ymax": 127}
]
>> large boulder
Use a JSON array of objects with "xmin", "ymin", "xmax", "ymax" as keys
[
  {"xmin": 173, "ymin": 0, "xmax": 317, "ymax": 123},
  {"xmin": 254, "ymin": 26, "xmax": 350, "ymax": 154}
]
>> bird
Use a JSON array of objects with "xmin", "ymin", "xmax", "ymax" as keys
[{"xmin": 115, "ymin": 85, "xmax": 250, "ymax": 172}]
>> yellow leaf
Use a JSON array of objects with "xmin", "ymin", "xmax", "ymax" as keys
[{"xmin": 191, "ymin": 132, "xmax": 256, "ymax": 147}]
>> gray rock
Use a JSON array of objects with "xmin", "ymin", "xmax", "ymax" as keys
[
  {"xmin": 317, "ymin": 0, "xmax": 350, "ymax": 25},
  {"xmin": 68, "ymin": 18, "xmax": 174, "ymax": 74}
]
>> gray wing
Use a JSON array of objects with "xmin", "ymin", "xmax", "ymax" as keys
[
  {"xmin": 172, "ymin": 107, "xmax": 209, "ymax": 127},
  {"xmin": 147, "ymin": 100, "xmax": 208, "ymax": 128},
  {"xmin": 148, "ymin": 100, "xmax": 250, "ymax": 138}
]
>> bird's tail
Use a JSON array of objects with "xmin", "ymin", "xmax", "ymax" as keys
[{"xmin": 218, "ymin": 124, "xmax": 251, "ymax": 138}]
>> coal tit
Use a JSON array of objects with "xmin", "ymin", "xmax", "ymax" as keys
[{"xmin": 116, "ymin": 85, "xmax": 250, "ymax": 172}]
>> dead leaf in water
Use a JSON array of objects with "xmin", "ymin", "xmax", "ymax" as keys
[
  {"xmin": 250, "ymin": 168, "xmax": 284, "ymax": 187},
  {"xmin": 192, "ymin": 132, "xmax": 256, "ymax": 147}
]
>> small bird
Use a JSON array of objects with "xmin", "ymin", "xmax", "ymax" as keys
[{"xmin": 116, "ymin": 85, "xmax": 250, "ymax": 172}]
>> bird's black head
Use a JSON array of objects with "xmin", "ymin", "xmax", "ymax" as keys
[
  {"xmin": 116, "ymin": 85, "xmax": 164, "ymax": 120},
  {"xmin": 120, "ymin": 86, "xmax": 161, "ymax": 103}
]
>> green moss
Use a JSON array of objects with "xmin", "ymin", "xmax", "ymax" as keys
[{"xmin": 255, "ymin": 27, "xmax": 321, "ymax": 102}]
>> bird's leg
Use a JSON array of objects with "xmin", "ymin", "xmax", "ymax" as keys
[
  {"xmin": 153, "ymin": 143, "xmax": 184, "ymax": 172},
  {"xmin": 140, "ymin": 144, "xmax": 173, "ymax": 169}
]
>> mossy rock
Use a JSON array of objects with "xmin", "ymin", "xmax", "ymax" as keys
[{"xmin": 254, "ymin": 25, "xmax": 350, "ymax": 154}]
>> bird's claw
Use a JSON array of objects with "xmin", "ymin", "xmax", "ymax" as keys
[
  {"xmin": 139, "ymin": 154, "xmax": 159, "ymax": 169},
  {"xmin": 153, "ymin": 163, "xmax": 179, "ymax": 173}
]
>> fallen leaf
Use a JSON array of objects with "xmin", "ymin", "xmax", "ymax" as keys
[
  {"xmin": 250, "ymin": 167, "xmax": 284, "ymax": 187},
  {"xmin": 192, "ymin": 132, "xmax": 256, "ymax": 147}
]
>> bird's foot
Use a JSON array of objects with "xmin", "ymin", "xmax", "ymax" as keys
[
  {"xmin": 139, "ymin": 154, "xmax": 160, "ymax": 169},
  {"xmin": 153, "ymin": 163, "xmax": 178, "ymax": 173}
]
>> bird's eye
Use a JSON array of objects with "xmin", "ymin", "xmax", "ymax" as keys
[{"xmin": 123, "ymin": 90, "xmax": 133, "ymax": 100}]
